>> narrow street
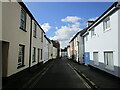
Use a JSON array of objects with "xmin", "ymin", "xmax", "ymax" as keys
[
  {"xmin": 32, "ymin": 57, "xmax": 89, "ymax": 88},
  {"xmin": 3, "ymin": 58, "xmax": 120, "ymax": 89}
]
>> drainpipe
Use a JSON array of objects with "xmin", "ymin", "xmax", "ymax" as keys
[{"xmin": 29, "ymin": 18, "xmax": 32, "ymax": 71}]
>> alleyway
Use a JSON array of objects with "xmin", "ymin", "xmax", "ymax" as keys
[{"xmin": 3, "ymin": 57, "xmax": 119, "ymax": 89}]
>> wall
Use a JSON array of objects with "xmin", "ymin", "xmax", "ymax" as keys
[
  {"xmin": 79, "ymin": 36, "xmax": 84, "ymax": 64},
  {"xmin": 43, "ymin": 38, "xmax": 49, "ymax": 63},
  {"xmin": 84, "ymin": 9, "xmax": 119, "ymax": 77},
  {"xmin": 118, "ymin": 8, "xmax": 120, "ymax": 77},
  {"xmin": 53, "ymin": 47, "xmax": 57, "ymax": 59},
  {"xmin": 0, "ymin": 1, "xmax": 2, "ymax": 89},
  {"xmin": 30, "ymin": 20, "xmax": 43, "ymax": 67},
  {"xmin": 2, "ymin": 2, "xmax": 31, "ymax": 77},
  {"xmin": 67, "ymin": 47, "xmax": 70, "ymax": 59},
  {"xmin": 48, "ymin": 42, "xmax": 53, "ymax": 60}
]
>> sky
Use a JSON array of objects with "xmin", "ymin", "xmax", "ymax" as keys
[{"xmin": 23, "ymin": 1, "xmax": 115, "ymax": 49}]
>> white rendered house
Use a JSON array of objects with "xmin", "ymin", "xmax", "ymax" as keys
[{"xmin": 82, "ymin": 2, "xmax": 120, "ymax": 77}]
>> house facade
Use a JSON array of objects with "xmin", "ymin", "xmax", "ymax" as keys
[
  {"xmin": 82, "ymin": 2, "xmax": 120, "ymax": 77},
  {"xmin": 2, "ymin": 2, "xmax": 31, "ymax": 77},
  {"xmin": 2, "ymin": 2, "xmax": 54, "ymax": 80},
  {"xmin": 69, "ymin": 30, "xmax": 85, "ymax": 64},
  {"xmin": 67, "ymin": 46, "xmax": 71, "ymax": 59}
]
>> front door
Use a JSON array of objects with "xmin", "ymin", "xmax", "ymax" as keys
[{"xmin": 84, "ymin": 52, "xmax": 90, "ymax": 65}]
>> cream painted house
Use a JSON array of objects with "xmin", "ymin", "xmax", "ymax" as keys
[
  {"xmin": 2, "ymin": 2, "xmax": 31, "ymax": 77},
  {"xmin": 2, "ymin": 2, "xmax": 45, "ymax": 79}
]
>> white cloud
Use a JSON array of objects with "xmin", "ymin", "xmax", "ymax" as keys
[
  {"xmin": 88, "ymin": 17, "xmax": 98, "ymax": 21},
  {"xmin": 50, "ymin": 16, "xmax": 82, "ymax": 49},
  {"xmin": 41, "ymin": 23, "xmax": 51, "ymax": 32},
  {"xmin": 55, "ymin": 27, "xmax": 58, "ymax": 29},
  {"xmin": 61, "ymin": 16, "xmax": 81, "ymax": 23}
]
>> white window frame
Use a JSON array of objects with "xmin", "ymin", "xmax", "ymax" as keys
[
  {"xmin": 86, "ymin": 35, "xmax": 88, "ymax": 42},
  {"xmin": 18, "ymin": 45, "xmax": 25, "ymax": 68},
  {"xmin": 91, "ymin": 28, "xmax": 96, "ymax": 37},
  {"xmin": 20, "ymin": 8, "xmax": 26, "ymax": 30},
  {"xmin": 93, "ymin": 52, "xmax": 99, "ymax": 65},
  {"xmin": 103, "ymin": 17, "xmax": 111, "ymax": 31},
  {"xmin": 104, "ymin": 51, "xmax": 114, "ymax": 70}
]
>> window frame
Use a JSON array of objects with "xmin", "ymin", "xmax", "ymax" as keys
[
  {"xmin": 41, "ymin": 49, "xmax": 42, "ymax": 60},
  {"xmin": 104, "ymin": 51, "xmax": 114, "ymax": 70},
  {"xmin": 32, "ymin": 47, "xmax": 36, "ymax": 63},
  {"xmin": 93, "ymin": 52, "xmax": 99, "ymax": 65},
  {"xmin": 103, "ymin": 17, "xmax": 111, "ymax": 31},
  {"xmin": 33, "ymin": 23, "xmax": 37, "ymax": 38},
  {"xmin": 20, "ymin": 8, "xmax": 27, "ymax": 31},
  {"xmin": 91, "ymin": 28, "xmax": 96, "ymax": 37},
  {"xmin": 41, "ymin": 31, "xmax": 43, "ymax": 42},
  {"xmin": 17, "ymin": 44, "xmax": 25, "ymax": 69}
]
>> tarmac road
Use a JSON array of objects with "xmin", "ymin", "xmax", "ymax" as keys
[{"xmin": 32, "ymin": 57, "xmax": 90, "ymax": 89}]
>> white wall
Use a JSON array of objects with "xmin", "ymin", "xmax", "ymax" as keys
[
  {"xmin": 84, "ymin": 10, "xmax": 119, "ymax": 67},
  {"xmin": 43, "ymin": 37, "xmax": 49, "ymax": 63},
  {"xmin": 67, "ymin": 47, "xmax": 70, "ymax": 59},
  {"xmin": 53, "ymin": 47, "xmax": 57, "ymax": 59},
  {"xmin": 48, "ymin": 42, "xmax": 53, "ymax": 60},
  {"xmin": 118, "ymin": 9, "xmax": 120, "ymax": 68}
]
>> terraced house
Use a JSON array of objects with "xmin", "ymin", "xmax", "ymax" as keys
[
  {"xmin": 2, "ymin": 1, "xmax": 58, "ymax": 82},
  {"xmin": 82, "ymin": 2, "xmax": 120, "ymax": 78}
]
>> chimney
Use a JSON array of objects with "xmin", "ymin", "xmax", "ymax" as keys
[{"xmin": 86, "ymin": 21, "xmax": 94, "ymax": 27}]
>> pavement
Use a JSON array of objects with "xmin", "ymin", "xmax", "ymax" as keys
[{"xmin": 68, "ymin": 59, "xmax": 120, "ymax": 89}]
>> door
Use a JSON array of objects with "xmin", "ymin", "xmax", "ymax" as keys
[
  {"xmin": 84, "ymin": 52, "xmax": 90, "ymax": 65},
  {"xmin": 2, "ymin": 41, "xmax": 9, "ymax": 77}
]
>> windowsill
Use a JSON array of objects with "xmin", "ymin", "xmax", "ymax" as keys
[
  {"xmin": 103, "ymin": 28, "xmax": 111, "ymax": 33},
  {"xmin": 105, "ymin": 65, "xmax": 114, "ymax": 71},
  {"xmin": 17, "ymin": 65, "xmax": 25, "ymax": 69},
  {"xmin": 20, "ymin": 27, "xmax": 27, "ymax": 32},
  {"xmin": 32, "ymin": 61, "xmax": 36, "ymax": 63}
]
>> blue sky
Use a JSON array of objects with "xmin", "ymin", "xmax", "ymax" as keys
[{"xmin": 24, "ymin": 2, "xmax": 114, "ymax": 48}]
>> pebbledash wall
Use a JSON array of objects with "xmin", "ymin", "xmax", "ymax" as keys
[{"xmin": 83, "ymin": 3, "xmax": 120, "ymax": 77}]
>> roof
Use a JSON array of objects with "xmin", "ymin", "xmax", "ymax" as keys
[
  {"xmin": 69, "ymin": 28, "xmax": 87, "ymax": 43},
  {"xmin": 44, "ymin": 35, "xmax": 51, "ymax": 44},
  {"xmin": 18, "ymin": 2, "xmax": 45, "ymax": 33},
  {"xmin": 82, "ymin": 2, "xmax": 118, "ymax": 36}
]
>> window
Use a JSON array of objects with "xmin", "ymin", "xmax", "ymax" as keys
[
  {"xmin": 86, "ymin": 35, "xmax": 88, "ymax": 41},
  {"xmin": 103, "ymin": 17, "xmax": 110, "ymax": 31},
  {"xmin": 104, "ymin": 51, "xmax": 114, "ymax": 70},
  {"xmin": 32, "ymin": 47, "xmax": 36, "ymax": 63},
  {"xmin": 18, "ymin": 45, "xmax": 25, "ymax": 68},
  {"xmin": 41, "ymin": 31, "xmax": 43, "ymax": 42},
  {"xmin": 20, "ymin": 9, "xmax": 26, "ymax": 30},
  {"xmin": 38, "ymin": 48, "xmax": 40, "ymax": 63},
  {"xmin": 91, "ymin": 29, "xmax": 95, "ymax": 37},
  {"xmin": 33, "ymin": 23, "xmax": 37, "ymax": 37},
  {"xmin": 41, "ymin": 49, "xmax": 42, "ymax": 60},
  {"xmin": 93, "ymin": 52, "xmax": 99, "ymax": 65}
]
